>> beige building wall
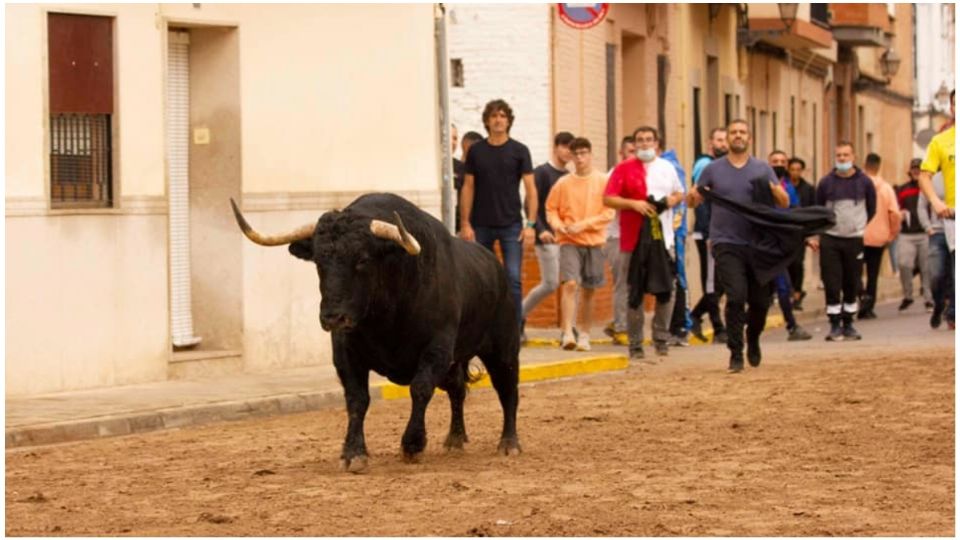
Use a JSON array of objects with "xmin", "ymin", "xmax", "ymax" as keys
[
  {"xmin": 853, "ymin": 3, "xmax": 915, "ymax": 184},
  {"xmin": 6, "ymin": 4, "xmax": 440, "ymax": 396},
  {"xmin": 552, "ymin": 4, "xmax": 675, "ymax": 172}
]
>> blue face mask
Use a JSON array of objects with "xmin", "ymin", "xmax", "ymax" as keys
[
  {"xmin": 636, "ymin": 148, "xmax": 656, "ymax": 162},
  {"xmin": 835, "ymin": 161, "xmax": 853, "ymax": 173}
]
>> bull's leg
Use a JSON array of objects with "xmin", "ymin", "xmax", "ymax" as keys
[
  {"xmin": 482, "ymin": 353, "xmax": 521, "ymax": 456},
  {"xmin": 480, "ymin": 306, "xmax": 522, "ymax": 456},
  {"xmin": 401, "ymin": 341, "xmax": 453, "ymax": 462},
  {"xmin": 333, "ymin": 337, "xmax": 370, "ymax": 473},
  {"xmin": 440, "ymin": 364, "xmax": 468, "ymax": 451}
]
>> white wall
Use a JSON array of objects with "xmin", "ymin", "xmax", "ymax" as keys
[
  {"xmin": 915, "ymin": 3, "xmax": 955, "ymax": 113},
  {"xmin": 446, "ymin": 4, "xmax": 552, "ymax": 166},
  {"xmin": 6, "ymin": 4, "xmax": 441, "ymax": 396}
]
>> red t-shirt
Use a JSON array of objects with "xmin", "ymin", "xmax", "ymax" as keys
[{"xmin": 604, "ymin": 157, "xmax": 648, "ymax": 252}]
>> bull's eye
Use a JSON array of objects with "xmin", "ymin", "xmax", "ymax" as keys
[{"xmin": 355, "ymin": 258, "xmax": 370, "ymax": 271}]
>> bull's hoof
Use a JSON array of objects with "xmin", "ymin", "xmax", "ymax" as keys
[
  {"xmin": 339, "ymin": 455, "xmax": 369, "ymax": 474},
  {"xmin": 443, "ymin": 433, "xmax": 468, "ymax": 452},
  {"xmin": 402, "ymin": 451, "xmax": 424, "ymax": 464},
  {"xmin": 497, "ymin": 438, "xmax": 522, "ymax": 456}
]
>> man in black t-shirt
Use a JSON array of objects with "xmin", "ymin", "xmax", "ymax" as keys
[
  {"xmin": 459, "ymin": 99, "xmax": 538, "ymax": 330},
  {"xmin": 454, "ymin": 131, "xmax": 484, "ymax": 233}
]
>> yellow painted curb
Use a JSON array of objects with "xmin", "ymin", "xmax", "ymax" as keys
[
  {"xmin": 527, "ymin": 313, "xmax": 787, "ymax": 347},
  {"xmin": 373, "ymin": 354, "xmax": 629, "ymax": 401}
]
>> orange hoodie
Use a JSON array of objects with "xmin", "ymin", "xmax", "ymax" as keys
[
  {"xmin": 545, "ymin": 170, "xmax": 615, "ymax": 247},
  {"xmin": 863, "ymin": 174, "xmax": 902, "ymax": 247}
]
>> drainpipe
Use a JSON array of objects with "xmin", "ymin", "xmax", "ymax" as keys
[{"xmin": 435, "ymin": 3, "xmax": 455, "ymax": 233}]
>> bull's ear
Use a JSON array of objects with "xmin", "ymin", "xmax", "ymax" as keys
[{"xmin": 288, "ymin": 239, "xmax": 314, "ymax": 261}]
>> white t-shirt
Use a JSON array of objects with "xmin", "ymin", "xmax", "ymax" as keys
[
  {"xmin": 642, "ymin": 157, "xmax": 683, "ymax": 250},
  {"xmin": 606, "ymin": 166, "xmax": 620, "ymax": 239}
]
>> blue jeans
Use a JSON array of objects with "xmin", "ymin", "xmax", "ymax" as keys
[
  {"xmin": 928, "ymin": 232, "xmax": 955, "ymax": 322},
  {"xmin": 474, "ymin": 222, "xmax": 524, "ymax": 328},
  {"xmin": 773, "ymin": 272, "xmax": 798, "ymax": 330}
]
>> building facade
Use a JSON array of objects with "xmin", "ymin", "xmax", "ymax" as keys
[
  {"xmin": 6, "ymin": 4, "xmax": 442, "ymax": 396},
  {"xmin": 913, "ymin": 2, "xmax": 955, "ymax": 154}
]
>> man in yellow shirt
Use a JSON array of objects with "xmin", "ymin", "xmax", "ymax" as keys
[
  {"xmin": 919, "ymin": 89, "xmax": 955, "ymax": 328},
  {"xmin": 546, "ymin": 137, "xmax": 615, "ymax": 351}
]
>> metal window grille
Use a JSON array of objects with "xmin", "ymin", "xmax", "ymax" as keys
[{"xmin": 50, "ymin": 112, "xmax": 112, "ymax": 207}]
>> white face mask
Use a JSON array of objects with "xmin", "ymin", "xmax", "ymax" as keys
[{"xmin": 635, "ymin": 148, "xmax": 656, "ymax": 162}]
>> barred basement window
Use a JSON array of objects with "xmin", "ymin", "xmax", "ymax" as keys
[{"xmin": 48, "ymin": 13, "xmax": 115, "ymax": 208}]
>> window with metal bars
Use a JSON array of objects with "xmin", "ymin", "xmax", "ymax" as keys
[
  {"xmin": 48, "ymin": 13, "xmax": 115, "ymax": 208},
  {"xmin": 50, "ymin": 113, "xmax": 112, "ymax": 206}
]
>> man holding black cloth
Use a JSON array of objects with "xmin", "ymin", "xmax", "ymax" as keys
[{"xmin": 687, "ymin": 119, "xmax": 790, "ymax": 373}]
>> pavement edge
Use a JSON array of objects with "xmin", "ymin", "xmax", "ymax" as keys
[{"xmin": 6, "ymin": 354, "xmax": 629, "ymax": 449}]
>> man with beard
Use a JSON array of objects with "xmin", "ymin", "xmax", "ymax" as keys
[{"xmin": 687, "ymin": 119, "xmax": 789, "ymax": 373}]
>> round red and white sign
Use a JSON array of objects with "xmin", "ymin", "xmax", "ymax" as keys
[{"xmin": 557, "ymin": 3, "xmax": 609, "ymax": 30}]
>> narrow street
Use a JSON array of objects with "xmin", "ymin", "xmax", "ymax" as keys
[{"xmin": 7, "ymin": 303, "xmax": 954, "ymax": 536}]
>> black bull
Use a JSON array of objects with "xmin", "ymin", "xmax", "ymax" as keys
[{"xmin": 230, "ymin": 193, "xmax": 521, "ymax": 472}]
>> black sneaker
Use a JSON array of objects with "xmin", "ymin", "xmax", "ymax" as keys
[
  {"xmin": 898, "ymin": 298, "xmax": 914, "ymax": 311},
  {"xmin": 690, "ymin": 319, "xmax": 707, "ymax": 342},
  {"xmin": 728, "ymin": 355, "xmax": 744, "ymax": 373},
  {"xmin": 655, "ymin": 341, "xmax": 669, "ymax": 356},
  {"xmin": 794, "ymin": 291, "xmax": 806, "ymax": 311},
  {"xmin": 925, "ymin": 301, "xmax": 935, "ymax": 313},
  {"xmin": 629, "ymin": 347, "xmax": 645, "ymax": 360},
  {"xmin": 826, "ymin": 324, "xmax": 844, "ymax": 342},
  {"xmin": 603, "ymin": 321, "xmax": 616, "ymax": 338},
  {"xmin": 857, "ymin": 310, "xmax": 877, "ymax": 320},
  {"xmin": 842, "ymin": 324, "xmax": 862, "ymax": 340},
  {"xmin": 747, "ymin": 340, "xmax": 761, "ymax": 367},
  {"xmin": 931, "ymin": 306, "xmax": 944, "ymax": 329},
  {"xmin": 713, "ymin": 330, "xmax": 728, "ymax": 345},
  {"xmin": 787, "ymin": 325, "xmax": 812, "ymax": 341}
]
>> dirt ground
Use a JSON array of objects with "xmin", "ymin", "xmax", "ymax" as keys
[{"xmin": 6, "ymin": 346, "xmax": 955, "ymax": 536}]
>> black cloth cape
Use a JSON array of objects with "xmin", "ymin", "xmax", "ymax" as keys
[
  {"xmin": 627, "ymin": 197, "xmax": 675, "ymax": 309},
  {"xmin": 699, "ymin": 179, "xmax": 836, "ymax": 285}
]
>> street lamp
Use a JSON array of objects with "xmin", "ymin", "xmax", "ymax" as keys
[
  {"xmin": 881, "ymin": 48, "xmax": 902, "ymax": 78},
  {"xmin": 778, "ymin": 3, "xmax": 799, "ymax": 33}
]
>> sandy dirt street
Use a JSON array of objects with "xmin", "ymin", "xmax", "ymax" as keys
[{"xmin": 6, "ymin": 343, "xmax": 954, "ymax": 536}]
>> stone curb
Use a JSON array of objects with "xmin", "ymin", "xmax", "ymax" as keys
[
  {"xmin": 6, "ymin": 355, "xmax": 629, "ymax": 450},
  {"xmin": 5, "ymin": 389, "xmax": 346, "ymax": 450}
]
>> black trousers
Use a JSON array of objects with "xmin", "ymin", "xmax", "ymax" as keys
[
  {"xmin": 820, "ymin": 235, "xmax": 864, "ymax": 315},
  {"xmin": 691, "ymin": 238, "xmax": 725, "ymax": 331},
  {"xmin": 788, "ymin": 253, "xmax": 805, "ymax": 296},
  {"xmin": 669, "ymin": 278, "xmax": 687, "ymax": 336},
  {"xmin": 860, "ymin": 245, "xmax": 885, "ymax": 312},
  {"xmin": 714, "ymin": 243, "xmax": 771, "ymax": 357}
]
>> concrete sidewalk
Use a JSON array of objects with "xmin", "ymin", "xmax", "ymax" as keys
[{"xmin": 5, "ymin": 276, "xmax": 907, "ymax": 449}]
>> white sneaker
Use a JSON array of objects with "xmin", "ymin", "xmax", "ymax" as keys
[
  {"xmin": 561, "ymin": 333, "xmax": 576, "ymax": 350},
  {"xmin": 576, "ymin": 333, "xmax": 591, "ymax": 351}
]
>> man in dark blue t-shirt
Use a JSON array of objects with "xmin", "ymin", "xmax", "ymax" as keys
[
  {"xmin": 687, "ymin": 119, "xmax": 790, "ymax": 373},
  {"xmin": 459, "ymin": 99, "xmax": 538, "ymax": 330}
]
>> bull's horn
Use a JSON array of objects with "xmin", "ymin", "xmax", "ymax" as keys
[
  {"xmin": 369, "ymin": 212, "xmax": 421, "ymax": 255},
  {"xmin": 229, "ymin": 198, "xmax": 315, "ymax": 246}
]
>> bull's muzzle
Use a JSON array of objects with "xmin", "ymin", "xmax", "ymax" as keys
[{"xmin": 320, "ymin": 310, "xmax": 355, "ymax": 332}]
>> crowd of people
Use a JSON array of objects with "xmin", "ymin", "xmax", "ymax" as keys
[{"xmin": 452, "ymin": 94, "xmax": 955, "ymax": 373}]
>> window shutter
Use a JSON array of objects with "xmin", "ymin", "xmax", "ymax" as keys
[{"xmin": 48, "ymin": 13, "xmax": 113, "ymax": 114}]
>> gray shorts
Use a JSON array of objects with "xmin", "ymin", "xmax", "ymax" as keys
[{"xmin": 559, "ymin": 244, "xmax": 606, "ymax": 288}]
